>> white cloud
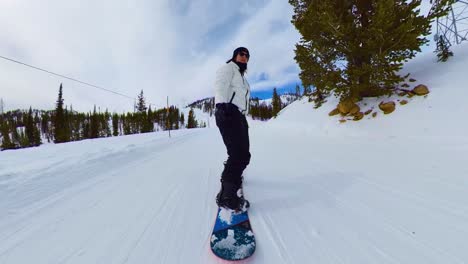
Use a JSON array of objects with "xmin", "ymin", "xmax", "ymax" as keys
[{"xmin": 0, "ymin": 0, "xmax": 303, "ymax": 112}]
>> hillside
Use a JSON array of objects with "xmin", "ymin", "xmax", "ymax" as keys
[
  {"xmin": 0, "ymin": 45, "xmax": 467, "ymax": 264},
  {"xmin": 271, "ymin": 43, "xmax": 468, "ymax": 138}
]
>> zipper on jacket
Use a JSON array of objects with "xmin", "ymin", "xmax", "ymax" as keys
[
  {"xmin": 245, "ymin": 89, "xmax": 248, "ymax": 113},
  {"xmin": 229, "ymin": 91, "xmax": 236, "ymax": 103},
  {"xmin": 241, "ymin": 74, "xmax": 248, "ymax": 113}
]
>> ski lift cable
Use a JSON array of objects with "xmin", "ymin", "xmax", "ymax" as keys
[{"xmin": 0, "ymin": 54, "xmax": 158, "ymax": 108}]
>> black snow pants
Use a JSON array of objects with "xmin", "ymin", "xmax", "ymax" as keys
[{"xmin": 215, "ymin": 103, "xmax": 251, "ymax": 186}]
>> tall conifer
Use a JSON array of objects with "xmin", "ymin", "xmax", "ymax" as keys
[
  {"xmin": 54, "ymin": 83, "xmax": 68, "ymax": 143},
  {"xmin": 289, "ymin": 0, "xmax": 454, "ymax": 106}
]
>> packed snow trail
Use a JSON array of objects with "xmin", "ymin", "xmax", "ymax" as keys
[
  {"xmin": 1, "ymin": 122, "xmax": 467, "ymax": 263},
  {"xmin": 0, "ymin": 130, "xmax": 216, "ymax": 264}
]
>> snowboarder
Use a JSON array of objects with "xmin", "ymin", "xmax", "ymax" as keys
[{"xmin": 214, "ymin": 47, "xmax": 251, "ymax": 211}]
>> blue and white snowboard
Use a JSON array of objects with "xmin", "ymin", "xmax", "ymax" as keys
[{"xmin": 210, "ymin": 207, "xmax": 256, "ymax": 261}]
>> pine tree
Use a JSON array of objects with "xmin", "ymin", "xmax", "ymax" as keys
[
  {"xmin": 32, "ymin": 120, "xmax": 42, "ymax": 146},
  {"xmin": 54, "ymin": 83, "xmax": 68, "ymax": 143},
  {"xmin": 302, "ymin": 85, "xmax": 311, "ymax": 96},
  {"xmin": 41, "ymin": 112, "xmax": 51, "ymax": 143},
  {"xmin": 103, "ymin": 109, "xmax": 112, "ymax": 137},
  {"xmin": 11, "ymin": 125, "xmax": 20, "ymax": 148},
  {"xmin": 174, "ymin": 107, "xmax": 179, "ymax": 129},
  {"xmin": 24, "ymin": 107, "xmax": 34, "ymax": 145},
  {"xmin": 122, "ymin": 113, "xmax": 131, "ymax": 135},
  {"xmin": 272, "ymin": 88, "xmax": 281, "ymax": 117},
  {"xmin": 289, "ymin": 0, "xmax": 454, "ymax": 106},
  {"xmin": 24, "ymin": 107, "xmax": 40, "ymax": 146},
  {"xmin": 112, "ymin": 113, "xmax": 119, "ymax": 136},
  {"xmin": 136, "ymin": 90, "xmax": 147, "ymax": 113},
  {"xmin": 64, "ymin": 106, "xmax": 71, "ymax": 141},
  {"xmin": 90, "ymin": 105, "xmax": 99, "ymax": 139},
  {"xmin": 147, "ymin": 105, "xmax": 154, "ymax": 132},
  {"xmin": 1, "ymin": 121, "xmax": 14, "ymax": 150},
  {"xmin": 138, "ymin": 105, "xmax": 154, "ymax": 134},
  {"xmin": 187, "ymin": 108, "xmax": 196, "ymax": 129},
  {"xmin": 180, "ymin": 112, "xmax": 185, "ymax": 126},
  {"xmin": 435, "ymin": 35, "xmax": 453, "ymax": 62},
  {"xmin": 140, "ymin": 111, "xmax": 148, "ymax": 133},
  {"xmin": 68, "ymin": 105, "xmax": 76, "ymax": 141},
  {"xmin": 295, "ymin": 84, "xmax": 301, "ymax": 98},
  {"xmin": 19, "ymin": 129, "xmax": 29, "ymax": 148},
  {"xmin": 83, "ymin": 113, "xmax": 90, "ymax": 138}
]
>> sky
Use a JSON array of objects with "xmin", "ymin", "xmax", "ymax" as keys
[
  {"xmin": 0, "ymin": 0, "xmax": 302, "ymax": 112},
  {"xmin": 0, "ymin": 0, "xmax": 454, "ymax": 113}
]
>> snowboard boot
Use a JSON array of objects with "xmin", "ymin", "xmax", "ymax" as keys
[{"xmin": 216, "ymin": 179, "xmax": 250, "ymax": 211}]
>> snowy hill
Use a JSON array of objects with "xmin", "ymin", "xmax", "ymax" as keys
[
  {"xmin": 0, "ymin": 44, "xmax": 467, "ymax": 264},
  {"xmin": 272, "ymin": 43, "xmax": 468, "ymax": 139},
  {"xmin": 258, "ymin": 93, "xmax": 299, "ymax": 106}
]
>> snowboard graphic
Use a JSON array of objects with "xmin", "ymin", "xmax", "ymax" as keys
[{"xmin": 210, "ymin": 207, "xmax": 256, "ymax": 261}]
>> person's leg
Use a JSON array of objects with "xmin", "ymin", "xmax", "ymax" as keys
[
  {"xmin": 215, "ymin": 108, "xmax": 251, "ymax": 209},
  {"xmin": 215, "ymin": 110, "xmax": 250, "ymax": 185},
  {"xmin": 239, "ymin": 114, "xmax": 251, "ymax": 175}
]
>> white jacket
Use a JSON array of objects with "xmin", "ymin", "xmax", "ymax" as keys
[{"xmin": 214, "ymin": 61, "xmax": 251, "ymax": 115}]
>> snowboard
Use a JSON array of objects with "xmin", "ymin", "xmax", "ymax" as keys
[{"xmin": 210, "ymin": 207, "xmax": 256, "ymax": 261}]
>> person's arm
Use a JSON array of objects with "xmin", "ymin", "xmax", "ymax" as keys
[{"xmin": 214, "ymin": 64, "xmax": 234, "ymax": 104}]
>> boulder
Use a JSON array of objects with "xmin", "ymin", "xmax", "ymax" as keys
[
  {"xmin": 338, "ymin": 99, "xmax": 359, "ymax": 115},
  {"xmin": 328, "ymin": 108, "xmax": 340, "ymax": 116},
  {"xmin": 379, "ymin": 101, "xmax": 396, "ymax": 114},
  {"xmin": 349, "ymin": 105, "xmax": 360, "ymax": 115},
  {"xmin": 412, "ymin": 84, "xmax": 429, "ymax": 96},
  {"xmin": 353, "ymin": 112, "xmax": 364, "ymax": 121}
]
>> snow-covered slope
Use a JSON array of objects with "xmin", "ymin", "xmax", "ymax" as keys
[
  {"xmin": 0, "ymin": 44, "xmax": 467, "ymax": 264},
  {"xmin": 271, "ymin": 43, "xmax": 468, "ymax": 139},
  {"xmin": 259, "ymin": 93, "xmax": 299, "ymax": 106}
]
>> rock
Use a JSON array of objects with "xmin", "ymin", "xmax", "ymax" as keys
[
  {"xmin": 379, "ymin": 101, "xmax": 396, "ymax": 114},
  {"xmin": 337, "ymin": 101, "xmax": 353, "ymax": 115},
  {"xmin": 412, "ymin": 84, "xmax": 429, "ymax": 96},
  {"xmin": 339, "ymin": 119, "xmax": 346, "ymax": 123},
  {"xmin": 364, "ymin": 109, "xmax": 372, "ymax": 115},
  {"xmin": 328, "ymin": 108, "xmax": 340, "ymax": 116},
  {"xmin": 338, "ymin": 99, "xmax": 358, "ymax": 115},
  {"xmin": 400, "ymin": 100, "xmax": 408, "ymax": 105},
  {"xmin": 349, "ymin": 105, "xmax": 360, "ymax": 115},
  {"xmin": 372, "ymin": 112, "xmax": 377, "ymax": 118},
  {"xmin": 353, "ymin": 112, "xmax": 364, "ymax": 121}
]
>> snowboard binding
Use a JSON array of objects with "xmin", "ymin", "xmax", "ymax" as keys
[{"xmin": 216, "ymin": 179, "xmax": 250, "ymax": 212}]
